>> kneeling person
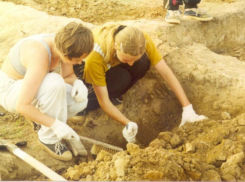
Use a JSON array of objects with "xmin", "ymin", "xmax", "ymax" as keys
[{"xmin": 0, "ymin": 22, "xmax": 94, "ymax": 161}]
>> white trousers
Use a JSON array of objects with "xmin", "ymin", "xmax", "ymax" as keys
[{"xmin": 0, "ymin": 71, "xmax": 87, "ymax": 144}]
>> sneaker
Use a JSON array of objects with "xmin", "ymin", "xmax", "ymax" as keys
[
  {"xmin": 111, "ymin": 95, "xmax": 123, "ymax": 106},
  {"xmin": 165, "ymin": 10, "xmax": 181, "ymax": 24},
  {"xmin": 39, "ymin": 140, "xmax": 72, "ymax": 161},
  {"xmin": 183, "ymin": 8, "xmax": 213, "ymax": 21},
  {"xmin": 32, "ymin": 122, "xmax": 41, "ymax": 132},
  {"xmin": 163, "ymin": 0, "xmax": 169, "ymax": 9},
  {"xmin": 70, "ymin": 110, "xmax": 86, "ymax": 124}
]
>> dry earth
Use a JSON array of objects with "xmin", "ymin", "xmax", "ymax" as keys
[{"xmin": 0, "ymin": 0, "xmax": 245, "ymax": 181}]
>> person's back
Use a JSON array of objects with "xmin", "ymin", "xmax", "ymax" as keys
[{"xmin": 1, "ymin": 34, "xmax": 55, "ymax": 80}]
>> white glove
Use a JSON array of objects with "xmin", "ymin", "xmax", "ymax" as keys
[
  {"xmin": 50, "ymin": 119, "xmax": 80, "ymax": 141},
  {"xmin": 179, "ymin": 104, "xmax": 208, "ymax": 127},
  {"xmin": 122, "ymin": 121, "xmax": 138, "ymax": 143},
  {"xmin": 71, "ymin": 79, "xmax": 88, "ymax": 103}
]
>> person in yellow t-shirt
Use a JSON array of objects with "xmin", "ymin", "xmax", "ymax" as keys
[{"xmin": 73, "ymin": 23, "xmax": 208, "ymax": 143}]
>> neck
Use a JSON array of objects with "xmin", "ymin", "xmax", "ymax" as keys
[{"xmin": 49, "ymin": 41, "xmax": 60, "ymax": 61}]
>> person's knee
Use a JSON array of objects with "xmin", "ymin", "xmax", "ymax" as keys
[
  {"xmin": 119, "ymin": 70, "xmax": 132, "ymax": 90},
  {"xmin": 107, "ymin": 68, "xmax": 132, "ymax": 92},
  {"xmin": 139, "ymin": 54, "xmax": 151, "ymax": 72},
  {"xmin": 42, "ymin": 73, "xmax": 66, "ymax": 92},
  {"xmin": 132, "ymin": 54, "xmax": 151, "ymax": 78}
]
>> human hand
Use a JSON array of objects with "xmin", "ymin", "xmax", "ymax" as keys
[
  {"xmin": 122, "ymin": 121, "xmax": 138, "ymax": 143},
  {"xmin": 71, "ymin": 79, "xmax": 88, "ymax": 103},
  {"xmin": 50, "ymin": 119, "xmax": 80, "ymax": 141},
  {"xmin": 179, "ymin": 104, "xmax": 208, "ymax": 127}
]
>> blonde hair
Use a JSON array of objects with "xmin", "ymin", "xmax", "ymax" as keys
[
  {"xmin": 97, "ymin": 23, "xmax": 145, "ymax": 64},
  {"xmin": 55, "ymin": 22, "xmax": 94, "ymax": 60}
]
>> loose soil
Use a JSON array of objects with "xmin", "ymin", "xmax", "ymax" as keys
[{"xmin": 0, "ymin": 0, "xmax": 245, "ymax": 181}]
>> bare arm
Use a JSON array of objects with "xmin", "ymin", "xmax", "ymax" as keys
[
  {"xmin": 61, "ymin": 62, "xmax": 78, "ymax": 85},
  {"xmin": 16, "ymin": 43, "xmax": 55, "ymax": 127},
  {"xmin": 154, "ymin": 59, "xmax": 190, "ymax": 107},
  {"xmin": 93, "ymin": 85, "xmax": 130, "ymax": 126}
]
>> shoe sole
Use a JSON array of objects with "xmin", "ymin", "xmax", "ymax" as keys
[
  {"xmin": 163, "ymin": 0, "xmax": 169, "ymax": 9},
  {"xmin": 38, "ymin": 140, "xmax": 72, "ymax": 161},
  {"xmin": 70, "ymin": 115, "xmax": 85, "ymax": 124},
  {"xmin": 183, "ymin": 16, "xmax": 213, "ymax": 21},
  {"xmin": 165, "ymin": 19, "xmax": 181, "ymax": 24}
]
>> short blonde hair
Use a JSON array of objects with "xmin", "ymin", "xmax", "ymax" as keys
[
  {"xmin": 97, "ymin": 23, "xmax": 145, "ymax": 64},
  {"xmin": 55, "ymin": 22, "xmax": 94, "ymax": 59}
]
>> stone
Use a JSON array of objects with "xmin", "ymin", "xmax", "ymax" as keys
[
  {"xmin": 186, "ymin": 142, "xmax": 195, "ymax": 153},
  {"xmin": 144, "ymin": 170, "xmax": 163, "ymax": 181},
  {"xmin": 221, "ymin": 112, "xmax": 231, "ymax": 120}
]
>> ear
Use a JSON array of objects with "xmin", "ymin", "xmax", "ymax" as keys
[{"xmin": 114, "ymin": 43, "xmax": 118, "ymax": 50}]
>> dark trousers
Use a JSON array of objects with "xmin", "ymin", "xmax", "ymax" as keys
[
  {"xmin": 73, "ymin": 53, "xmax": 151, "ymax": 112},
  {"xmin": 168, "ymin": 0, "xmax": 201, "ymax": 10}
]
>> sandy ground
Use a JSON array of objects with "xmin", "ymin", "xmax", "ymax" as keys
[{"xmin": 1, "ymin": 0, "xmax": 245, "ymax": 181}]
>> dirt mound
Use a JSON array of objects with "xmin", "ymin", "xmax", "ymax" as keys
[
  {"xmin": 0, "ymin": 0, "xmax": 245, "ymax": 181},
  {"xmin": 65, "ymin": 114, "xmax": 245, "ymax": 181}
]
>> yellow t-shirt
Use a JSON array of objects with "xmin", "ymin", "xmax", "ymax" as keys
[{"xmin": 84, "ymin": 29, "xmax": 162, "ymax": 86}]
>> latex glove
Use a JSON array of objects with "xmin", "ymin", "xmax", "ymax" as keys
[
  {"xmin": 50, "ymin": 119, "xmax": 80, "ymax": 141},
  {"xmin": 122, "ymin": 121, "xmax": 138, "ymax": 143},
  {"xmin": 179, "ymin": 104, "xmax": 208, "ymax": 127},
  {"xmin": 71, "ymin": 79, "xmax": 88, "ymax": 103}
]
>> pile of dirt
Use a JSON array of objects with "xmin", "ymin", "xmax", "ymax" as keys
[
  {"xmin": 65, "ymin": 114, "xmax": 245, "ymax": 181},
  {"xmin": 1, "ymin": 0, "xmax": 245, "ymax": 181}
]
